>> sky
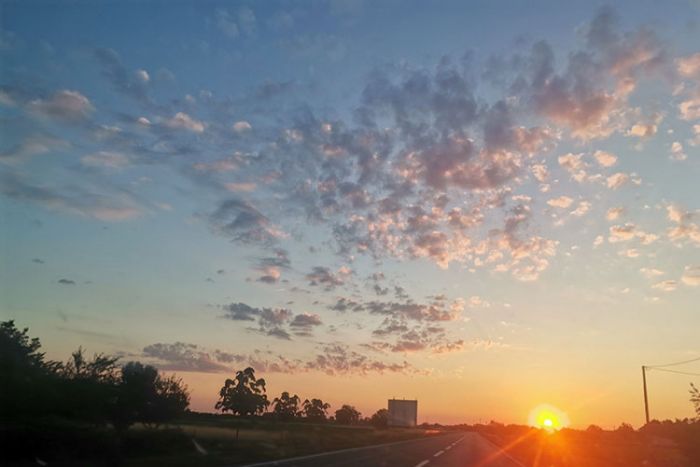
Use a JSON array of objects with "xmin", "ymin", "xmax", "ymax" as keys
[{"xmin": 1, "ymin": 0, "xmax": 699, "ymax": 429}]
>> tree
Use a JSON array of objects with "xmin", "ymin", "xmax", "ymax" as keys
[
  {"xmin": 57, "ymin": 347, "xmax": 120, "ymax": 423},
  {"xmin": 335, "ymin": 404, "xmax": 361, "ymax": 425},
  {"xmin": 62, "ymin": 347, "xmax": 119, "ymax": 383},
  {"xmin": 272, "ymin": 391, "xmax": 301, "ymax": 420},
  {"xmin": 302, "ymin": 398, "xmax": 330, "ymax": 422},
  {"xmin": 215, "ymin": 367, "xmax": 269, "ymax": 417},
  {"xmin": 690, "ymin": 383, "xmax": 700, "ymax": 420},
  {"xmin": 111, "ymin": 362, "xmax": 190, "ymax": 430},
  {"xmin": 370, "ymin": 408, "xmax": 389, "ymax": 428},
  {"xmin": 0, "ymin": 320, "xmax": 61, "ymax": 419}
]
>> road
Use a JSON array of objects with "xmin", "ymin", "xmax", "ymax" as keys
[{"xmin": 243, "ymin": 432, "xmax": 524, "ymax": 467}]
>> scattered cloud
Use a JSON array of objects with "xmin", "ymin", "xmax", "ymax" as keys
[
  {"xmin": 681, "ymin": 266, "xmax": 700, "ymax": 286},
  {"xmin": 29, "ymin": 90, "xmax": 93, "ymax": 122},
  {"xmin": 165, "ymin": 112, "xmax": 205, "ymax": 133},
  {"xmin": 593, "ymin": 150, "xmax": 617, "ymax": 167}
]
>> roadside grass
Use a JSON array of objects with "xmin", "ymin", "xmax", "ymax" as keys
[
  {"xmin": 476, "ymin": 427, "xmax": 694, "ymax": 467},
  {"xmin": 4, "ymin": 414, "xmax": 441, "ymax": 466},
  {"xmin": 126, "ymin": 417, "xmax": 440, "ymax": 466}
]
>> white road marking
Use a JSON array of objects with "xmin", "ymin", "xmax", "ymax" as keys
[
  {"xmin": 415, "ymin": 461, "xmax": 430, "ymax": 467},
  {"xmin": 434, "ymin": 450, "xmax": 444, "ymax": 457},
  {"xmin": 445, "ymin": 445, "xmax": 451, "ymax": 450}
]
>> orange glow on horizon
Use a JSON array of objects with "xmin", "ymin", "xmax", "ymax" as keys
[{"xmin": 528, "ymin": 404, "xmax": 570, "ymax": 432}]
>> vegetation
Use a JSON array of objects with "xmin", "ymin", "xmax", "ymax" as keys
[
  {"xmin": 463, "ymin": 418, "xmax": 700, "ymax": 467},
  {"xmin": 370, "ymin": 408, "xmax": 389, "ymax": 428},
  {"xmin": 1, "ymin": 320, "xmax": 190, "ymax": 464},
  {"xmin": 690, "ymin": 383, "xmax": 700, "ymax": 420},
  {"xmin": 335, "ymin": 404, "xmax": 361, "ymax": 425},
  {"xmin": 302, "ymin": 398, "xmax": 331, "ymax": 422},
  {"xmin": 1, "ymin": 321, "xmax": 430, "ymax": 465},
  {"xmin": 215, "ymin": 367, "xmax": 269, "ymax": 416},
  {"xmin": 272, "ymin": 391, "xmax": 302, "ymax": 420}
]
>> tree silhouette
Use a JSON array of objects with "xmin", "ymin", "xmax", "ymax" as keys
[
  {"xmin": 57, "ymin": 347, "xmax": 120, "ymax": 423},
  {"xmin": 691, "ymin": 383, "xmax": 700, "ymax": 420},
  {"xmin": 111, "ymin": 362, "xmax": 190, "ymax": 430},
  {"xmin": 215, "ymin": 367, "xmax": 269, "ymax": 416},
  {"xmin": 1, "ymin": 320, "xmax": 62, "ymax": 419},
  {"xmin": 61, "ymin": 347, "xmax": 119, "ymax": 383},
  {"xmin": 370, "ymin": 408, "xmax": 389, "ymax": 428},
  {"xmin": 302, "ymin": 398, "xmax": 330, "ymax": 422},
  {"xmin": 1, "ymin": 320, "xmax": 189, "ymax": 431},
  {"xmin": 272, "ymin": 391, "xmax": 301, "ymax": 420},
  {"xmin": 335, "ymin": 404, "xmax": 361, "ymax": 425}
]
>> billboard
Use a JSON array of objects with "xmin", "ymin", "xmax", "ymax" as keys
[{"xmin": 388, "ymin": 399, "xmax": 417, "ymax": 427}]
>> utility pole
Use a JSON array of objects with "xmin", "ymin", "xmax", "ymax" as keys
[{"xmin": 642, "ymin": 365, "xmax": 650, "ymax": 424}]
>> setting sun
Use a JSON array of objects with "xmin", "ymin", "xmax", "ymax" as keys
[{"xmin": 528, "ymin": 404, "xmax": 570, "ymax": 431}]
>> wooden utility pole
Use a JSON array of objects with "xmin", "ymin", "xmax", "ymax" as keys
[{"xmin": 642, "ymin": 366, "xmax": 650, "ymax": 424}]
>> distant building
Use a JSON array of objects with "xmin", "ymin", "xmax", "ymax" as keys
[{"xmin": 387, "ymin": 399, "xmax": 417, "ymax": 427}]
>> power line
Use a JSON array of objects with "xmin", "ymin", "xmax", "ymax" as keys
[
  {"xmin": 640, "ymin": 359, "xmax": 700, "ymax": 424},
  {"xmin": 646, "ymin": 356, "xmax": 700, "ymax": 369},
  {"xmin": 647, "ymin": 367, "xmax": 700, "ymax": 377}
]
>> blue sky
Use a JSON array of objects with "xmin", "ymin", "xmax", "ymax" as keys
[{"xmin": 1, "ymin": 0, "xmax": 699, "ymax": 426}]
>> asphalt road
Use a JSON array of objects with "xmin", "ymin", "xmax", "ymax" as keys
[{"xmin": 243, "ymin": 432, "xmax": 524, "ymax": 467}]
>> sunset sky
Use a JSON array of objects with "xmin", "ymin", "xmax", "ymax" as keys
[{"xmin": 1, "ymin": 0, "xmax": 699, "ymax": 428}]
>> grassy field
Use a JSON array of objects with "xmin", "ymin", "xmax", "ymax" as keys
[
  {"xmin": 126, "ymin": 414, "xmax": 441, "ymax": 466},
  {"xmin": 473, "ymin": 425, "xmax": 699, "ymax": 467},
  {"xmin": 5, "ymin": 413, "xmax": 443, "ymax": 466}
]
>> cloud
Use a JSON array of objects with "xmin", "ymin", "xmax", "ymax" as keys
[
  {"xmin": 215, "ymin": 7, "xmax": 256, "ymax": 38},
  {"xmin": 94, "ymin": 48, "xmax": 150, "ymax": 102},
  {"xmin": 676, "ymin": 53, "xmax": 700, "ymax": 79},
  {"xmin": 0, "ymin": 134, "xmax": 69, "ymax": 163},
  {"xmin": 679, "ymin": 95, "xmax": 700, "ymax": 121},
  {"xmin": 531, "ymin": 163, "xmax": 548, "ymax": 182},
  {"xmin": 571, "ymin": 201, "xmax": 591, "ymax": 217},
  {"xmin": 652, "ymin": 280, "xmax": 677, "ymax": 292},
  {"xmin": 253, "ymin": 248, "xmax": 290, "ymax": 284},
  {"xmin": 606, "ymin": 207, "xmax": 624, "ymax": 221},
  {"xmin": 666, "ymin": 205, "xmax": 700, "ymax": 246},
  {"xmin": 233, "ymin": 120, "xmax": 252, "ymax": 132},
  {"xmin": 289, "ymin": 313, "xmax": 323, "ymax": 336},
  {"xmin": 143, "ymin": 342, "xmax": 232, "ymax": 373},
  {"xmin": 330, "ymin": 295, "xmax": 464, "ymax": 323},
  {"xmin": 681, "ymin": 266, "xmax": 700, "ymax": 286},
  {"xmin": 225, "ymin": 182, "xmax": 257, "ymax": 192},
  {"xmin": 640, "ymin": 268, "xmax": 664, "ymax": 278},
  {"xmin": 302, "ymin": 343, "xmax": 418, "ymax": 375},
  {"xmin": 306, "ymin": 266, "xmax": 350, "ymax": 290},
  {"xmin": 558, "ymin": 153, "xmax": 589, "ymax": 182},
  {"xmin": 1, "ymin": 170, "xmax": 142, "ymax": 222},
  {"xmin": 81, "ymin": 151, "xmax": 130, "ymax": 169},
  {"xmin": 608, "ymin": 223, "xmax": 657, "ymax": 244},
  {"xmin": 606, "ymin": 172, "xmax": 629, "ymax": 189},
  {"xmin": 142, "ymin": 341, "xmax": 417, "ymax": 376},
  {"xmin": 593, "ymin": 150, "xmax": 617, "ymax": 167},
  {"xmin": 626, "ymin": 112, "xmax": 662, "ymax": 139},
  {"xmin": 57, "ymin": 278, "xmax": 76, "ymax": 285},
  {"xmin": 208, "ymin": 198, "xmax": 285, "ymax": 244},
  {"xmin": 670, "ymin": 141, "xmax": 686, "ymax": 161},
  {"xmin": 222, "ymin": 302, "xmax": 260, "ymax": 321},
  {"xmin": 134, "ymin": 69, "xmax": 150, "ymax": 83},
  {"xmin": 28, "ymin": 90, "xmax": 93, "ymax": 122},
  {"xmin": 221, "ymin": 302, "xmax": 294, "ymax": 339},
  {"xmin": 547, "ymin": 196, "xmax": 574, "ymax": 208},
  {"xmin": 165, "ymin": 112, "xmax": 205, "ymax": 133}
]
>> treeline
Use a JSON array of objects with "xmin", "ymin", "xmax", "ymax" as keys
[
  {"xmin": 214, "ymin": 366, "xmax": 389, "ymax": 427},
  {"xmin": 1, "ymin": 320, "xmax": 190, "ymax": 430}
]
